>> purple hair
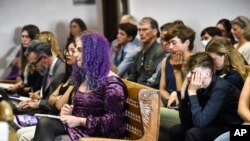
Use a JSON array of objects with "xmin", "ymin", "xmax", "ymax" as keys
[{"xmin": 71, "ymin": 32, "xmax": 111, "ymax": 89}]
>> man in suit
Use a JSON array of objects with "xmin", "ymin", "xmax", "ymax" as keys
[{"xmin": 18, "ymin": 40, "xmax": 66, "ymax": 114}]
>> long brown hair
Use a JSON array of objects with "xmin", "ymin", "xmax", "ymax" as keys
[
  {"xmin": 205, "ymin": 36, "xmax": 248, "ymax": 80},
  {"xmin": 20, "ymin": 25, "xmax": 40, "ymax": 75}
]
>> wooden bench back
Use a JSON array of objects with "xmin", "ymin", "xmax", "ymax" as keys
[
  {"xmin": 123, "ymin": 79, "xmax": 160, "ymax": 141},
  {"xmin": 79, "ymin": 80, "xmax": 160, "ymax": 141}
]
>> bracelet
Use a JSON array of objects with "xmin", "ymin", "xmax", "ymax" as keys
[{"xmin": 80, "ymin": 118, "xmax": 85, "ymax": 126}]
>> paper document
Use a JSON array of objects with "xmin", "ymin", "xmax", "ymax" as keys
[
  {"xmin": 34, "ymin": 114, "xmax": 60, "ymax": 119},
  {"xmin": 9, "ymin": 96, "xmax": 31, "ymax": 101},
  {"xmin": 0, "ymin": 83, "xmax": 14, "ymax": 89}
]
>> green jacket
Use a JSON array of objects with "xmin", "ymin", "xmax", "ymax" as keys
[{"xmin": 128, "ymin": 40, "xmax": 165, "ymax": 88}]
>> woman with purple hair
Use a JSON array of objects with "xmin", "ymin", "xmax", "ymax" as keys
[{"xmin": 33, "ymin": 32, "xmax": 127, "ymax": 141}]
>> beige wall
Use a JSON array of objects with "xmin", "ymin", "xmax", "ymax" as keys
[
  {"xmin": 0, "ymin": 0, "xmax": 103, "ymax": 77},
  {"xmin": 129, "ymin": 0, "xmax": 250, "ymax": 51}
]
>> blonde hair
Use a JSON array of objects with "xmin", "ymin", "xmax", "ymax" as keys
[
  {"xmin": 35, "ymin": 31, "xmax": 64, "ymax": 60},
  {"xmin": 231, "ymin": 16, "xmax": 250, "ymax": 28},
  {"xmin": 243, "ymin": 24, "xmax": 250, "ymax": 41},
  {"xmin": 205, "ymin": 36, "xmax": 248, "ymax": 80}
]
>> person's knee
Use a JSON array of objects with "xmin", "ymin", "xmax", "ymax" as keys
[
  {"xmin": 17, "ymin": 126, "xmax": 36, "ymax": 139},
  {"xmin": 214, "ymin": 132, "xmax": 230, "ymax": 141},
  {"xmin": 186, "ymin": 128, "xmax": 201, "ymax": 141},
  {"xmin": 170, "ymin": 124, "xmax": 181, "ymax": 135},
  {"xmin": 37, "ymin": 117, "xmax": 54, "ymax": 128},
  {"xmin": 169, "ymin": 124, "xmax": 185, "ymax": 141},
  {"xmin": 19, "ymin": 133, "xmax": 33, "ymax": 141},
  {"xmin": 17, "ymin": 129, "xmax": 24, "ymax": 138}
]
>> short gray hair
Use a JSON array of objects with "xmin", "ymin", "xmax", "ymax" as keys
[{"xmin": 25, "ymin": 40, "xmax": 52, "ymax": 59}]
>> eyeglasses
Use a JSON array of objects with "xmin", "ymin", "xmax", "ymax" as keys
[
  {"xmin": 63, "ymin": 49, "xmax": 75, "ymax": 56},
  {"xmin": 29, "ymin": 56, "xmax": 43, "ymax": 68}
]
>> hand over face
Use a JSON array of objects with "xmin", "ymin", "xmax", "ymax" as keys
[
  {"xmin": 112, "ymin": 43, "xmax": 122, "ymax": 54},
  {"xmin": 170, "ymin": 52, "xmax": 184, "ymax": 70},
  {"xmin": 187, "ymin": 69, "xmax": 204, "ymax": 96}
]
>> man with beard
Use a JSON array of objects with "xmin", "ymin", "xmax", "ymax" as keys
[{"xmin": 18, "ymin": 40, "xmax": 66, "ymax": 114}]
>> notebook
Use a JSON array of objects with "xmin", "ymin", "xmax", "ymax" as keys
[{"xmin": 14, "ymin": 114, "xmax": 38, "ymax": 128}]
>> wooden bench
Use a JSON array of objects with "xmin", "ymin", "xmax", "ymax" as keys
[{"xmin": 0, "ymin": 100, "xmax": 18, "ymax": 141}]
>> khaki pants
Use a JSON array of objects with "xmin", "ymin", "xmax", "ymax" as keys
[
  {"xmin": 158, "ymin": 107, "xmax": 180, "ymax": 141},
  {"xmin": 17, "ymin": 126, "xmax": 36, "ymax": 141}
]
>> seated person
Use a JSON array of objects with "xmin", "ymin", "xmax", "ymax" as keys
[
  {"xmin": 216, "ymin": 18, "xmax": 237, "ymax": 45},
  {"xmin": 231, "ymin": 16, "xmax": 250, "ymax": 64},
  {"xmin": 159, "ymin": 21, "xmax": 195, "ymax": 107},
  {"xmin": 35, "ymin": 31, "xmax": 64, "ymax": 61},
  {"xmin": 214, "ymin": 70, "xmax": 250, "ymax": 141},
  {"xmin": 48, "ymin": 39, "xmax": 76, "ymax": 111},
  {"xmin": 17, "ymin": 39, "xmax": 76, "ymax": 141},
  {"xmin": 17, "ymin": 41, "xmax": 66, "ymax": 115},
  {"xmin": 7, "ymin": 25, "xmax": 42, "ymax": 97},
  {"xmin": 112, "ymin": 23, "xmax": 139, "ymax": 77},
  {"xmin": 169, "ymin": 52, "xmax": 243, "ymax": 141},
  {"xmin": 200, "ymin": 26, "xmax": 222, "ymax": 47},
  {"xmin": 33, "ymin": 32, "xmax": 127, "ymax": 141},
  {"xmin": 4, "ymin": 24, "xmax": 40, "ymax": 81},
  {"xmin": 66, "ymin": 18, "xmax": 87, "ymax": 50},
  {"xmin": 205, "ymin": 36, "xmax": 248, "ymax": 90},
  {"xmin": 158, "ymin": 21, "xmax": 195, "ymax": 141},
  {"xmin": 111, "ymin": 14, "xmax": 140, "ymax": 52},
  {"xmin": 128, "ymin": 17, "xmax": 165, "ymax": 88}
]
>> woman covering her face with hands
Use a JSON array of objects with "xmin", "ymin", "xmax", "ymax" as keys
[{"xmin": 170, "ymin": 52, "xmax": 243, "ymax": 141}]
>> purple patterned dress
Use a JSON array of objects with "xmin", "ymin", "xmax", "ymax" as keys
[{"xmin": 67, "ymin": 76, "xmax": 127, "ymax": 141}]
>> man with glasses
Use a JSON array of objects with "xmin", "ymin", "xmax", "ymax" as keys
[
  {"xmin": 128, "ymin": 17, "xmax": 165, "ymax": 88},
  {"xmin": 18, "ymin": 40, "xmax": 66, "ymax": 114}
]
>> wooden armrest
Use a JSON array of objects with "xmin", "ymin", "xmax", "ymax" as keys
[
  {"xmin": 0, "ymin": 101, "xmax": 18, "ymax": 141},
  {"xmin": 79, "ymin": 84, "xmax": 160, "ymax": 141},
  {"xmin": 0, "ymin": 101, "xmax": 14, "ymax": 121},
  {"xmin": 122, "ymin": 79, "xmax": 154, "ymax": 90},
  {"xmin": 0, "ymin": 80, "xmax": 17, "ymax": 84}
]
